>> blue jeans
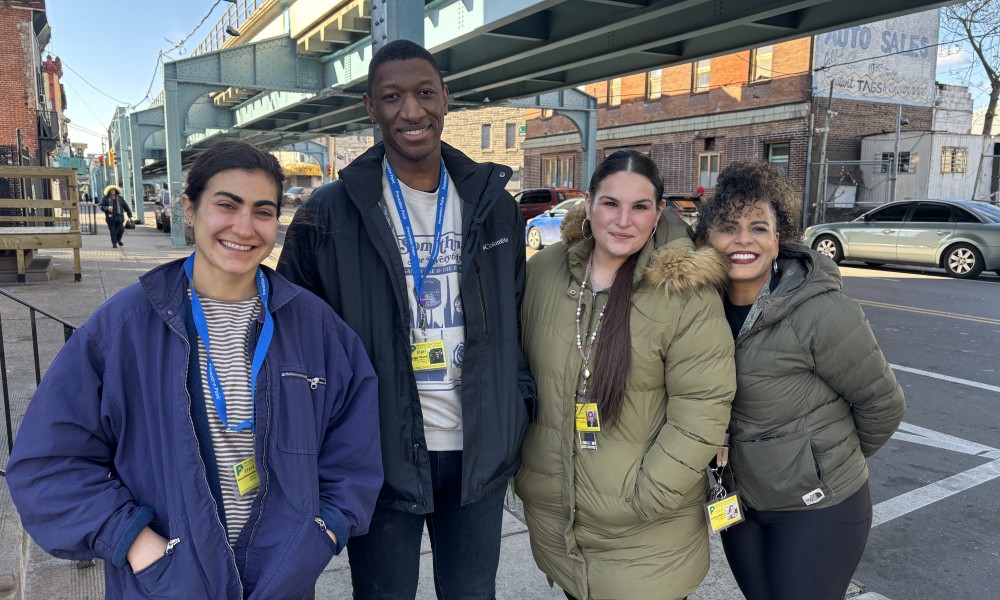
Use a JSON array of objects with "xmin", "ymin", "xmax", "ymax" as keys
[{"xmin": 348, "ymin": 451, "xmax": 507, "ymax": 600}]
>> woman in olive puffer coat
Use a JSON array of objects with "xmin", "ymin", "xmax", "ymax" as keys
[
  {"xmin": 516, "ymin": 151, "xmax": 736, "ymax": 600},
  {"xmin": 698, "ymin": 161, "xmax": 905, "ymax": 600}
]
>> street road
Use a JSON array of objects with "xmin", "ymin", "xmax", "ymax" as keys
[{"xmin": 838, "ymin": 263, "xmax": 1000, "ymax": 599}]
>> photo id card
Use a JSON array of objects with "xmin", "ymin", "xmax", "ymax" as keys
[
  {"xmin": 233, "ymin": 456, "xmax": 260, "ymax": 496},
  {"xmin": 575, "ymin": 402, "xmax": 601, "ymax": 432},
  {"xmin": 410, "ymin": 340, "xmax": 447, "ymax": 372},
  {"xmin": 704, "ymin": 492, "xmax": 744, "ymax": 533}
]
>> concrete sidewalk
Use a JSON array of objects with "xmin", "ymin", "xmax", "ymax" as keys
[{"xmin": 0, "ymin": 214, "xmax": 860, "ymax": 599}]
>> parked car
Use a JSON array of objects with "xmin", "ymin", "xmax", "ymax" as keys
[
  {"xmin": 664, "ymin": 195, "xmax": 700, "ymax": 227},
  {"xmin": 803, "ymin": 199, "xmax": 1000, "ymax": 279},
  {"xmin": 514, "ymin": 187, "xmax": 586, "ymax": 221},
  {"xmin": 283, "ymin": 186, "xmax": 313, "ymax": 205},
  {"xmin": 525, "ymin": 198, "xmax": 585, "ymax": 250},
  {"xmin": 154, "ymin": 188, "xmax": 171, "ymax": 233}
]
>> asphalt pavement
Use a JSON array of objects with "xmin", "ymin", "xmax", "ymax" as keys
[{"xmin": 0, "ymin": 210, "xmax": 892, "ymax": 600}]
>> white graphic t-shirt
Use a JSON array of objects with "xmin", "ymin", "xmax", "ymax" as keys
[{"xmin": 383, "ymin": 164, "xmax": 465, "ymax": 451}]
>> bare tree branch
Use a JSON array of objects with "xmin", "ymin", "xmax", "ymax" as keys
[{"xmin": 943, "ymin": 0, "xmax": 1000, "ymax": 134}]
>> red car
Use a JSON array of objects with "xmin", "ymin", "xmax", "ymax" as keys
[{"xmin": 514, "ymin": 187, "xmax": 586, "ymax": 221}]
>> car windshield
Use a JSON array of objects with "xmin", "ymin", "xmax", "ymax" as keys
[
  {"xmin": 551, "ymin": 198, "xmax": 583, "ymax": 213},
  {"xmin": 287, "ymin": 187, "xmax": 303, "ymax": 194}
]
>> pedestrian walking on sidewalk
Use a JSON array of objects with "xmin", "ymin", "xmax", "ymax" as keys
[
  {"xmin": 515, "ymin": 150, "xmax": 736, "ymax": 600},
  {"xmin": 696, "ymin": 161, "xmax": 905, "ymax": 600},
  {"xmin": 278, "ymin": 39, "xmax": 536, "ymax": 599},
  {"xmin": 7, "ymin": 140, "xmax": 383, "ymax": 600},
  {"xmin": 100, "ymin": 184, "xmax": 132, "ymax": 247}
]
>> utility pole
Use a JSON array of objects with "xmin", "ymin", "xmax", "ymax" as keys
[
  {"xmin": 814, "ymin": 81, "xmax": 835, "ymax": 226},
  {"xmin": 889, "ymin": 104, "xmax": 902, "ymax": 204}
]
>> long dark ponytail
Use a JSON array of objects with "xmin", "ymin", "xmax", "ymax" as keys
[{"xmin": 587, "ymin": 150, "xmax": 663, "ymax": 429}]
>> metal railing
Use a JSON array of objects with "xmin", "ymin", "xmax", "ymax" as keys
[
  {"xmin": 0, "ymin": 287, "xmax": 76, "ymax": 475},
  {"xmin": 809, "ymin": 160, "xmax": 893, "ymax": 224},
  {"xmin": 192, "ymin": 0, "xmax": 268, "ymax": 56}
]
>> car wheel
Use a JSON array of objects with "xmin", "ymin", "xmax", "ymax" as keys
[
  {"xmin": 813, "ymin": 235, "xmax": 843, "ymax": 264},
  {"xmin": 527, "ymin": 227, "xmax": 543, "ymax": 250},
  {"xmin": 943, "ymin": 243, "xmax": 983, "ymax": 279}
]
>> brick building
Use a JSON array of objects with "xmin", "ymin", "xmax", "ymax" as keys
[
  {"xmin": 0, "ymin": 0, "xmax": 58, "ymax": 176},
  {"xmin": 442, "ymin": 106, "xmax": 526, "ymax": 191},
  {"xmin": 522, "ymin": 10, "xmax": 941, "ymax": 222}
]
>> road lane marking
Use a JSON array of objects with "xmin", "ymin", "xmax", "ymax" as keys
[
  {"xmin": 893, "ymin": 422, "xmax": 1000, "ymax": 458},
  {"xmin": 872, "ymin": 459, "xmax": 1000, "ymax": 528},
  {"xmin": 858, "ymin": 299, "xmax": 1000, "ymax": 326},
  {"xmin": 889, "ymin": 363, "xmax": 1000, "ymax": 394}
]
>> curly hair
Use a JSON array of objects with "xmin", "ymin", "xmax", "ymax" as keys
[{"xmin": 695, "ymin": 161, "xmax": 800, "ymax": 244}]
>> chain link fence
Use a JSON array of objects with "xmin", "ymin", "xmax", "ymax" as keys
[
  {"xmin": 972, "ymin": 153, "xmax": 1000, "ymax": 205},
  {"xmin": 808, "ymin": 160, "xmax": 893, "ymax": 225}
]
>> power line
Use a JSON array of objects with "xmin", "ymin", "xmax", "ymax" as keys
[
  {"xmin": 165, "ymin": 0, "xmax": 225, "ymax": 54},
  {"xmin": 68, "ymin": 122, "xmax": 105, "ymax": 137},
  {"xmin": 61, "ymin": 60, "xmax": 130, "ymax": 105}
]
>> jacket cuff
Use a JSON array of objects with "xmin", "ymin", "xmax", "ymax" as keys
[
  {"xmin": 320, "ymin": 509, "xmax": 349, "ymax": 555},
  {"xmin": 110, "ymin": 505, "xmax": 155, "ymax": 568}
]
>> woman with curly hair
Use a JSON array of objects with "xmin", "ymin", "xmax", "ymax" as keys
[{"xmin": 696, "ymin": 161, "xmax": 905, "ymax": 600}]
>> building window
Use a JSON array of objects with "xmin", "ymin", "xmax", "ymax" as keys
[
  {"xmin": 692, "ymin": 59, "xmax": 711, "ymax": 93},
  {"xmin": 698, "ymin": 153, "xmax": 720, "ymax": 188},
  {"xmin": 941, "ymin": 146, "xmax": 968, "ymax": 173},
  {"xmin": 542, "ymin": 155, "xmax": 576, "ymax": 187},
  {"xmin": 608, "ymin": 78, "xmax": 622, "ymax": 107},
  {"xmin": 767, "ymin": 142, "xmax": 790, "ymax": 176},
  {"xmin": 647, "ymin": 69, "xmax": 662, "ymax": 101},
  {"xmin": 505, "ymin": 123, "xmax": 517, "ymax": 149},
  {"xmin": 481, "ymin": 124, "xmax": 492, "ymax": 150},
  {"xmin": 880, "ymin": 151, "xmax": 912, "ymax": 173},
  {"xmin": 750, "ymin": 45, "xmax": 773, "ymax": 82}
]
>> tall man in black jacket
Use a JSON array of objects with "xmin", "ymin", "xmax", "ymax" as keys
[{"xmin": 277, "ymin": 40, "xmax": 535, "ymax": 599}]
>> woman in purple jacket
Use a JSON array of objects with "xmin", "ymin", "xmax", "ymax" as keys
[{"xmin": 7, "ymin": 141, "xmax": 383, "ymax": 600}]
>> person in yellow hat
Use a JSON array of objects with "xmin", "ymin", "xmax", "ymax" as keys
[{"xmin": 100, "ymin": 185, "xmax": 133, "ymax": 248}]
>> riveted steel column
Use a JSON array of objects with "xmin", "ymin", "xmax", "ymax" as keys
[
  {"xmin": 372, "ymin": 0, "xmax": 424, "ymax": 50},
  {"xmin": 114, "ymin": 108, "xmax": 136, "ymax": 217},
  {"xmin": 129, "ymin": 112, "xmax": 146, "ymax": 223},
  {"xmin": 165, "ymin": 80, "xmax": 187, "ymax": 248}
]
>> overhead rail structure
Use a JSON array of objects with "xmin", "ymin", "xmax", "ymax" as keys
[{"xmin": 110, "ymin": 0, "xmax": 956, "ymax": 246}]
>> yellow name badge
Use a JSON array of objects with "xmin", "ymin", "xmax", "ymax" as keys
[
  {"xmin": 233, "ymin": 457, "xmax": 260, "ymax": 496},
  {"xmin": 575, "ymin": 402, "xmax": 601, "ymax": 432},
  {"xmin": 705, "ymin": 492, "xmax": 744, "ymax": 533},
  {"xmin": 410, "ymin": 340, "xmax": 447, "ymax": 372}
]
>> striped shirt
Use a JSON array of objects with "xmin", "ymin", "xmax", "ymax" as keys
[{"xmin": 193, "ymin": 292, "xmax": 261, "ymax": 546}]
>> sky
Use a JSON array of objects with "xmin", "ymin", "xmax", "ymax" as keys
[
  {"xmin": 44, "ymin": 1, "xmax": 993, "ymax": 157},
  {"xmin": 46, "ymin": 0, "xmax": 233, "ymax": 154}
]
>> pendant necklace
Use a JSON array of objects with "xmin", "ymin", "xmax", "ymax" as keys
[{"xmin": 575, "ymin": 256, "xmax": 607, "ymax": 391}]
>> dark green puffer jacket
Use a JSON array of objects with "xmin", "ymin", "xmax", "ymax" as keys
[{"xmin": 724, "ymin": 244, "xmax": 905, "ymax": 511}]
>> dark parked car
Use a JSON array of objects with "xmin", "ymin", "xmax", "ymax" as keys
[
  {"xmin": 514, "ymin": 187, "xmax": 586, "ymax": 221},
  {"xmin": 803, "ymin": 199, "xmax": 1000, "ymax": 279},
  {"xmin": 154, "ymin": 188, "xmax": 171, "ymax": 233},
  {"xmin": 525, "ymin": 198, "xmax": 586, "ymax": 250}
]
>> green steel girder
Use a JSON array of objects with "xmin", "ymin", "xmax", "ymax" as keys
[
  {"xmin": 508, "ymin": 89, "xmax": 598, "ymax": 184},
  {"xmin": 162, "ymin": 35, "xmax": 323, "ymax": 92}
]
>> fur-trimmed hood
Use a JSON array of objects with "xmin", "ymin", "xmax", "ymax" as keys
[{"xmin": 559, "ymin": 203, "xmax": 729, "ymax": 297}]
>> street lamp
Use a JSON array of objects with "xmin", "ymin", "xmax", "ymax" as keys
[{"xmin": 889, "ymin": 106, "xmax": 909, "ymax": 204}]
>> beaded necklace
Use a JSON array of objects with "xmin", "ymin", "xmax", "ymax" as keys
[{"xmin": 575, "ymin": 256, "xmax": 607, "ymax": 396}]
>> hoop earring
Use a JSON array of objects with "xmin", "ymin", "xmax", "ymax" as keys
[
  {"xmin": 582, "ymin": 218, "xmax": 593, "ymax": 240},
  {"xmin": 772, "ymin": 259, "xmax": 779, "ymax": 275}
]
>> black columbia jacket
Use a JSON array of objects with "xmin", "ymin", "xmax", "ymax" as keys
[{"xmin": 278, "ymin": 142, "xmax": 536, "ymax": 513}]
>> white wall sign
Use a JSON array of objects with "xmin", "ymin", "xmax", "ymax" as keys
[{"xmin": 814, "ymin": 9, "xmax": 939, "ymax": 107}]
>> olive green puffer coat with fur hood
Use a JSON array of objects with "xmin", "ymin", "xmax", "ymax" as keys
[{"xmin": 516, "ymin": 206, "xmax": 736, "ymax": 600}]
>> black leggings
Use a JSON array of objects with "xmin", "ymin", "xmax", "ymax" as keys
[{"xmin": 720, "ymin": 480, "xmax": 872, "ymax": 600}]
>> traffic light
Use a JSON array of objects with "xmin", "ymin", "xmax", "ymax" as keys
[
  {"xmin": 327, "ymin": 163, "xmax": 333, "ymax": 178},
  {"xmin": 97, "ymin": 155, "xmax": 104, "ymax": 167},
  {"xmin": 108, "ymin": 149, "xmax": 116, "ymax": 166}
]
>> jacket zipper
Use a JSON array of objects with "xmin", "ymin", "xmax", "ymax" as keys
[
  {"xmin": 280, "ymin": 371, "xmax": 327, "ymax": 390},
  {"xmin": 244, "ymin": 321, "xmax": 273, "ymax": 597},
  {"xmin": 475, "ymin": 263, "xmax": 490, "ymax": 337},
  {"xmin": 166, "ymin": 319, "xmax": 244, "ymax": 599}
]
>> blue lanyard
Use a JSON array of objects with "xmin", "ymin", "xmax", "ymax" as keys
[
  {"xmin": 385, "ymin": 159, "xmax": 448, "ymax": 316},
  {"xmin": 183, "ymin": 253, "xmax": 274, "ymax": 433}
]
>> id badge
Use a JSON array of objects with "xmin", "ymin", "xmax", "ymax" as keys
[
  {"xmin": 578, "ymin": 431, "xmax": 598, "ymax": 451},
  {"xmin": 705, "ymin": 492, "xmax": 744, "ymax": 533},
  {"xmin": 575, "ymin": 402, "xmax": 601, "ymax": 432},
  {"xmin": 233, "ymin": 456, "xmax": 260, "ymax": 496},
  {"xmin": 410, "ymin": 339, "xmax": 447, "ymax": 371}
]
